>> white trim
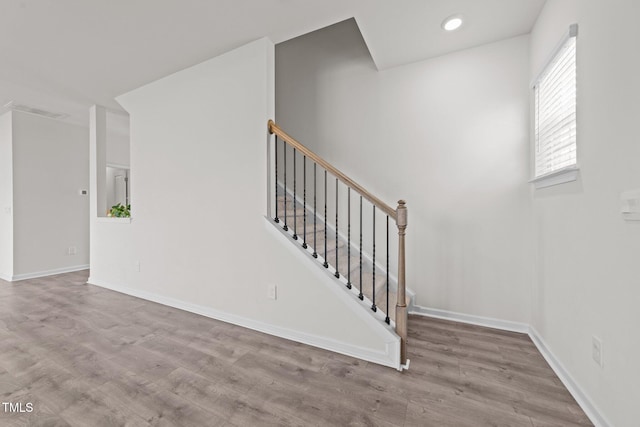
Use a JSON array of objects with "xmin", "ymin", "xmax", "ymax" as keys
[
  {"xmin": 106, "ymin": 163, "xmax": 130, "ymax": 170},
  {"xmin": 409, "ymin": 305, "xmax": 529, "ymax": 333},
  {"xmin": 96, "ymin": 217, "xmax": 132, "ymax": 224},
  {"xmin": 88, "ymin": 273, "xmax": 401, "ymax": 370},
  {"xmin": 409, "ymin": 305, "xmax": 610, "ymax": 427},
  {"xmin": 0, "ymin": 273, "xmax": 11, "ymax": 282},
  {"xmin": 530, "ymin": 165, "xmax": 579, "ymax": 189},
  {"xmin": 10, "ymin": 265, "xmax": 89, "ymax": 282},
  {"xmin": 529, "ymin": 328, "xmax": 611, "ymax": 427}
]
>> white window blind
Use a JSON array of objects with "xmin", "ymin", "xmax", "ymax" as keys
[{"xmin": 534, "ymin": 25, "xmax": 577, "ymax": 178}]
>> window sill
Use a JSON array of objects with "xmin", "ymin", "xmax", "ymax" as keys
[
  {"xmin": 96, "ymin": 217, "xmax": 132, "ymax": 224},
  {"xmin": 530, "ymin": 166, "xmax": 579, "ymax": 189}
]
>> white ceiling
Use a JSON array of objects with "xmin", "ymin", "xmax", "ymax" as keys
[{"xmin": 0, "ymin": 0, "xmax": 545, "ymax": 127}]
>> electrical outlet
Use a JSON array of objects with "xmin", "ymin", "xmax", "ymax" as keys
[
  {"xmin": 592, "ymin": 336, "xmax": 603, "ymax": 367},
  {"xmin": 67, "ymin": 247, "xmax": 77, "ymax": 256},
  {"xmin": 136, "ymin": 261, "xmax": 141, "ymax": 272},
  {"xmin": 267, "ymin": 284, "xmax": 277, "ymax": 300}
]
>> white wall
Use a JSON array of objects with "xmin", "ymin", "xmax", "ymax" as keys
[
  {"xmin": 11, "ymin": 111, "xmax": 89, "ymax": 277},
  {"xmin": 89, "ymin": 38, "xmax": 400, "ymax": 368},
  {"xmin": 0, "ymin": 112, "xmax": 13, "ymax": 280},
  {"xmin": 106, "ymin": 133, "xmax": 130, "ymax": 167},
  {"xmin": 276, "ymin": 20, "xmax": 533, "ymax": 324},
  {"xmin": 106, "ymin": 112, "xmax": 130, "ymax": 167},
  {"xmin": 531, "ymin": 1, "xmax": 640, "ymax": 426}
]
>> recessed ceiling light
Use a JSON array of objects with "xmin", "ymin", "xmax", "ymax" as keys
[{"xmin": 442, "ymin": 15, "xmax": 463, "ymax": 31}]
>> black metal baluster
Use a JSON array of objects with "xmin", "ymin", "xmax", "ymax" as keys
[
  {"xmin": 302, "ymin": 156, "xmax": 307, "ymax": 249},
  {"xmin": 274, "ymin": 136, "xmax": 279, "ymax": 223},
  {"xmin": 334, "ymin": 178, "xmax": 339, "ymax": 278},
  {"xmin": 293, "ymin": 149, "xmax": 298, "ymax": 240},
  {"xmin": 358, "ymin": 196, "xmax": 363, "ymax": 300},
  {"xmin": 372, "ymin": 206, "xmax": 377, "ymax": 312},
  {"xmin": 347, "ymin": 188, "xmax": 352, "ymax": 289},
  {"xmin": 283, "ymin": 143, "xmax": 288, "ymax": 231},
  {"xmin": 313, "ymin": 163, "xmax": 318, "ymax": 258},
  {"xmin": 385, "ymin": 215, "xmax": 390, "ymax": 324},
  {"xmin": 323, "ymin": 170, "xmax": 328, "ymax": 268}
]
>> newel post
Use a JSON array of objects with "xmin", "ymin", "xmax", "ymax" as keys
[{"xmin": 395, "ymin": 200, "xmax": 408, "ymax": 366}]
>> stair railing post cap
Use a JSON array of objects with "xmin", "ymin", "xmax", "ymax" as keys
[{"xmin": 396, "ymin": 200, "xmax": 407, "ymax": 227}]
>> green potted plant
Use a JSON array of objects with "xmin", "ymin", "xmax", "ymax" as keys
[{"xmin": 108, "ymin": 203, "xmax": 131, "ymax": 218}]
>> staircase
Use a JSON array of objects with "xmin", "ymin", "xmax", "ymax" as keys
[{"xmin": 268, "ymin": 120, "xmax": 410, "ymax": 367}]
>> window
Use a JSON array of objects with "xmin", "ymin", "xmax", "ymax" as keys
[{"xmin": 533, "ymin": 24, "xmax": 578, "ymax": 184}]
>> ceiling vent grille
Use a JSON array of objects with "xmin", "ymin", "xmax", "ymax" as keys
[{"xmin": 3, "ymin": 101, "xmax": 69, "ymax": 120}]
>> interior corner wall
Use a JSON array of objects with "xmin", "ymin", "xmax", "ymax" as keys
[
  {"xmin": 530, "ymin": 1, "xmax": 640, "ymax": 425},
  {"xmin": 0, "ymin": 112, "xmax": 13, "ymax": 280},
  {"xmin": 11, "ymin": 111, "xmax": 89, "ymax": 277},
  {"xmin": 276, "ymin": 21, "xmax": 533, "ymax": 324},
  {"xmin": 90, "ymin": 38, "xmax": 397, "ymax": 365}
]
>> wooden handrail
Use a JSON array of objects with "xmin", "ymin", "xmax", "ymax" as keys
[{"xmin": 268, "ymin": 120, "xmax": 397, "ymax": 220}]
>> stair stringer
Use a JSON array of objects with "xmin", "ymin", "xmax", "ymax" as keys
[
  {"xmin": 275, "ymin": 182, "xmax": 416, "ymax": 311},
  {"xmin": 264, "ymin": 216, "xmax": 401, "ymax": 370}
]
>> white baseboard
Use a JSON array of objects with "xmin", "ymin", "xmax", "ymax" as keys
[
  {"xmin": 529, "ymin": 328, "xmax": 610, "ymax": 427},
  {"xmin": 410, "ymin": 305, "xmax": 609, "ymax": 427},
  {"xmin": 87, "ymin": 276, "xmax": 400, "ymax": 370},
  {"xmin": 10, "ymin": 265, "xmax": 90, "ymax": 282},
  {"xmin": 409, "ymin": 304, "xmax": 529, "ymax": 334},
  {"xmin": 0, "ymin": 272, "xmax": 11, "ymax": 282}
]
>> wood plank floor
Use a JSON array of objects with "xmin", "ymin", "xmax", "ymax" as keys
[{"xmin": 0, "ymin": 271, "xmax": 592, "ymax": 427}]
